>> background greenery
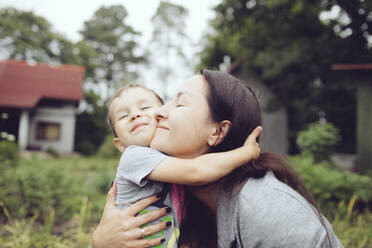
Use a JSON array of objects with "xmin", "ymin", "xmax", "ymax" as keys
[
  {"xmin": 1, "ymin": 123, "xmax": 372, "ymax": 247},
  {"xmin": 198, "ymin": 0, "xmax": 372, "ymax": 153},
  {"xmin": 1, "ymin": 1, "xmax": 371, "ymax": 247}
]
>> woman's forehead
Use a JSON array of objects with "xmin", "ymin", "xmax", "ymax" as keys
[{"xmin": 176, "ymin": 74, "xmax": 208, "ymax": 97}]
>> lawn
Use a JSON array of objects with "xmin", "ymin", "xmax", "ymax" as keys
[{"xmin": 0, "ymin": 155, "xmax": 371, "ymax": 247}]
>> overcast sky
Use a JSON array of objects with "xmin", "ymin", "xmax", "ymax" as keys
[{"xmin": 0, "ymin": 0, "xmax": 221, "ymax": 97}]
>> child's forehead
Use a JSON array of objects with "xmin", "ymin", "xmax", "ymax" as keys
[{"xmin": 119, "ymin": 87, "xmax": 160, "ymax": 102}]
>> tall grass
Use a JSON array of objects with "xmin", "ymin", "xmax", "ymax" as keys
[{"xmin": 0, "ymin": 155, "xmax": 371, "ymax": 247}]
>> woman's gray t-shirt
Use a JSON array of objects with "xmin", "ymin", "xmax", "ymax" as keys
[{"xmin": 217, "ymin": 172, "xmax": 343, "ymax": 248}]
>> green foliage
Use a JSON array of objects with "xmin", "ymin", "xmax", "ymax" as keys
[
  {"xmin": 289, "ymin": 155, "xmax": 372, "ymax": 212},
  {"xmin": 1, "ymin": 155, "xmax": 371, "ymax": 247},
  {"xmin": 296, "ymin": 122, "xmax": 341, "ymax": 162},
  {"xmin": 46, "ymin": 147, "xmax": 60, "ymax": 158},
  {"xmin": 1, "ymin": 160, "xmax": 76, "ymax": 222},
  {"xmin": 0, "ymin": 198, "xmax": 94, "ymax": 248},
  {"xmin": 150, "ymin": 1, "xmax": 190, "ymax": 98},
  {"xmin": 75, "ymin": 90, "xmax": 110, "ymax": 156},
  {"xmin": 331, "ymin": 198, "xmax": 372, "ymax": 248},
  {"xmin": 199, "ymin": 0, "xmax": 371, "ymax": 153},
  {"xmin": 97, "ymin": 134, "xmax": 121, "ymax": 158},
  {"xmin": 0, "ymin": 156, "xmax": 116, "ymax": 224},
  {"xmin": 80, "ymin": 5, "xmax": 145, "ymax": 90},
  {"xmin": 0, "ymin": 7, "xmax": 89, "ymax": 66},
  {"xmin": 0, "ymin": 140, "xmax": 19, "ymax": 167},
  {"xmin": 75, "ymin": 141, "xmax": 96, "ymax": 156}
]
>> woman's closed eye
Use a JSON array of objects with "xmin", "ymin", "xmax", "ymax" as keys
[
  {"xmin": 175, "ymin": 100, "xmax": 186, "ymax": 107},
  {"xmin": 141, "ymin": 106, "xmax": 152, "ymax": 111}
]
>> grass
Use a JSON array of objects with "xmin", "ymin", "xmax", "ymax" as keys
[{"xmin": 0, "ymin": 155, "xmax": 371, "ymax": 247}]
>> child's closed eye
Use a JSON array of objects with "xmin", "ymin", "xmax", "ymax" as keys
[{"xmin": 119, "ymin": 114, "xmax": 128, "ymax": 120}]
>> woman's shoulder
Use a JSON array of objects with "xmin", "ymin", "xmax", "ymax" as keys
[
  {"xmin": 236, "ymin": 172, "xmax": 319, "ymax": 225},
  {"xmin": 232, "ymin": 172, "xmax": 343, "ymax": 247},
  {"xmin": 239, "ymin": 171, "xmax": 311, "ymax": 208}
]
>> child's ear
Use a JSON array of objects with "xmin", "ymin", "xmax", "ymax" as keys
[
  {"xmin": 207, "ymin": 120, "xmax": 232, "ymax": 147},
  {"xmin": 113, "ymin": 138, "xmax": 125, "ymax": 153}
]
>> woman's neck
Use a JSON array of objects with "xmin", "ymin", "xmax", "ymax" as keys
[{"xmin": 187, "ymin": 182, "xmax": 219, "ymax": 213}]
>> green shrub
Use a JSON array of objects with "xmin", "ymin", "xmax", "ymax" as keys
[
  {"xmin": 75, "ymin": 141, "xmax": 96, "ymax": 156},
  {"xmin": 296, "ymin": 122, "xmax": 340, "ymax": 162},
  {"xmin": 46, "ymin": 147, "xmax": 60, "ymax": 158},
  {"xmin": 13, "ymin": 160, "xmax": 77, "ymax": 221},
  {"xmin": 0, "ymin": 156, "xmax": 115, "ymax": 224},
  {"xmin": 0, "ymin": 140, "xmax": 19, "ymax": 167},
  {"xmin": 97, "ymin": 134, "xmax": 121, "ymax": 158},
  {"xmin": 289, "ymin": 155, "xmax": 372, "ymax": 213}
]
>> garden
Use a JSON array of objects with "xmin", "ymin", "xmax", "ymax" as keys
[{"xmin": 0, "ymin": 123, "xmax": 371, "ymax": 248}]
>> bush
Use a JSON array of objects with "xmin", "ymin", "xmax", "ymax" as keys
[
  {"xmin": 46, "ymin": 147, "xmax": 60, "ymax": 158},
  {"xmin": 75, "ymin": 141, "xmax": 96, "ymax": 156},
  {"xmin": 97, "ymin": 135, "xmax": 121, "ymax": 158},
  {"xmin": 0, "ymin": 140, "xmax": 19, "ymax": 167},
  {"xmin": 296, "ymin": 122, "xmax": 340, "ymax": 162},
  {"xmin": 289, "ymin": 155, "xmax": 372, "ymax": 213},
  {"xmin": 3, "ymin": 160, "xmax": 78, "ymax": 222}
]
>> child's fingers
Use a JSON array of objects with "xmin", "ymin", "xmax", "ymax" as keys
[
  {"xmin": 245, "ymin": 126, "xmax": 263, "ymax": 145},
  {"xmin": 250, "ymin": 126, "xmax": 263, "ymax": 141}
]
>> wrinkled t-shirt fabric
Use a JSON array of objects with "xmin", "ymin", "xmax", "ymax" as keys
[{"xmin": 217, "ymin": 172, "xmax": 343, "ymax": 248}]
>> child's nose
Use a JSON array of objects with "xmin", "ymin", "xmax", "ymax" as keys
[{"xmin": 131, "ymin": 113, "xmax": 141, "ymax": 120}]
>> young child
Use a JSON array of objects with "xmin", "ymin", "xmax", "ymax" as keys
[{"xmin": 108, "ymin": 84, "xmax": 262, "ymax": 248}]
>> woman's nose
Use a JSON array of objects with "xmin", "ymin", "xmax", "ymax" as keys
[{"xmin": 155, "ymin": 105, "xmax": 168, "ymax": 120}]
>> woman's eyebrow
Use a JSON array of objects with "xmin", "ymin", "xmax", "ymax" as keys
[{"xmin": 176, "ymin": 92, "xmax": 191, "ymax": 99}]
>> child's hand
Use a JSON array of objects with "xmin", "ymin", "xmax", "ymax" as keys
[{"xmin": 243, "ymin": 126, "xmax": 263, "ymax": 159}]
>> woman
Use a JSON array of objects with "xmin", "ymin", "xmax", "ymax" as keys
[{"xmin": 92, "ymin": 69, "xmax": 343, "ymax": 248}]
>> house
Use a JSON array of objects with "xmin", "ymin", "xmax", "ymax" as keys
[
  {"xmin": 332, "ymin": 64, "xmax": 372, "ymax": 173},
  {"xmin": 0, "ymin": 60, "xmax": 85, "ymax": 153}
]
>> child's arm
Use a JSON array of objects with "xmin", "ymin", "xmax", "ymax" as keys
[{"xmin": 147, "ymin": 126, "xmax": 262, "ymax": 185}]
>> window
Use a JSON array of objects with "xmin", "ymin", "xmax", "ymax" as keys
[{"xmin": 36, "ymin": 122, "xmax": 60, "ymax": 141}]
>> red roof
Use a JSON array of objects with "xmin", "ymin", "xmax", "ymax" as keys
[
  {"xmin": 0, "ymin": 60, "xmax": 85, "ymax": 108},
  {"xmin": 331, "ymin": 64, "xmax": 372, "ymax": 70}
]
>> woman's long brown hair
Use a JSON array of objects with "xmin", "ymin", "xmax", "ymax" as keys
[{"xmin": 178, "ymin": 69, "xmax": 331, "ymax": 247}]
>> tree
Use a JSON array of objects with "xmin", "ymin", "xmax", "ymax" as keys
[
  {"xmin": 74, "ymin": 90, "xmax": 109, "ymax": 155},
  {"xmin": 149, "ymin": 1, "xmax": 190, "ymax": 98},
  {"xmin": 199, "ymin": 0, "xmax": 371, "ymax": 153},
  {"xmin": 80, "ymin": 5, "xmax": 146, "ymax": 95},
  {"xmin": 0, "ymin": 8, "xmax": 98, "ymax": 76}
]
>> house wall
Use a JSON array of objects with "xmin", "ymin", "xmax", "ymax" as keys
[
  {"xmin": 28, "ymin": 104, "xmax": 76, "ymax": 153},
  {"xmin": 245, "ymin": 79, "xmax": 288, "ymax": 155}
]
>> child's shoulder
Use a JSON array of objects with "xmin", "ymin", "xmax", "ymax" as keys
[
  {"xmin": 121, "ymin": 145, "xmax": 166, "ymax": 163},
  {"xmin": 124, "ymin": 145, "xmax": 159, "ymax": 154}
]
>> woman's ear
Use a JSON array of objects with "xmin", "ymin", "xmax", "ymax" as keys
[
  {"xmin": 113, "ymin": 138, "xmax": 125, "ymax": 153},
  {"xmin": 207, "ymin": 120, "xmax": 232, "ymax": 147}
]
